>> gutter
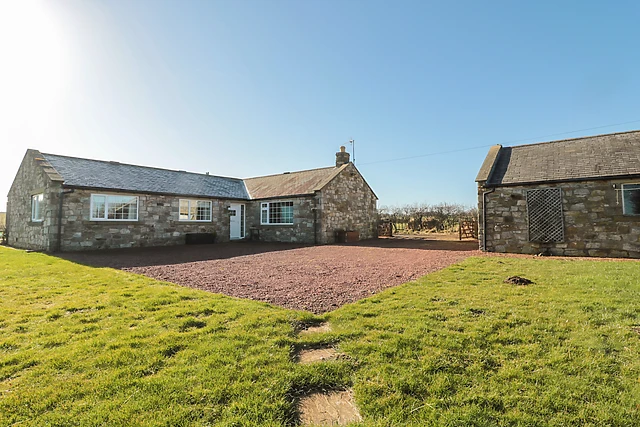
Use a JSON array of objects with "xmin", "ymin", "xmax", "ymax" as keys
[
  {"xmin": 481, "ymin": 186, "xmax": 495, "ymax": 251},
  {"xmin": 56, "ymin": 188, "xmax": 75, "ymax": 252}
]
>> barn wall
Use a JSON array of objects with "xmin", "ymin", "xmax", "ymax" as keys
[{"xmin": 478, "ymin": 179, "xmax": 640, "ymax": 258}]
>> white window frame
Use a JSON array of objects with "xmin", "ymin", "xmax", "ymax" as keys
[
  {"xmin": 90, "ymin": 194, "xmax": 139, "ymax": 221},
  {"xmin": 31, "ymin": 193, "xmax": 44, "ymax": 222},
  {"xmin": 260, "ymin": 200, "xmax": 294, "ymax": 225},
  {"xmin": 179, "ymin": 199, "xmax": 213, "ymax": 222},
  {"xmin": 622, "ymin": 183, "xmax": 640, "ymax": 216}
]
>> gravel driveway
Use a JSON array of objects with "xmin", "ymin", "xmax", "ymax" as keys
[{"xmin": 63, "ymin": 237, "xmax": 478, "ymax": 313}]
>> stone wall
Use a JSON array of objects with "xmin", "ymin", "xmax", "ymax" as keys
[
  {"xmin": 478, "ymin": 179, "xmax": 640, "ymax": 258},
  {"xmin": 58, "ymin": 189, "xmax": 237, "ymax": 251},
  {"xmin": 318, "ymin": 163, "xmax": 378, "ymax": 244},
  {"xmin": 245, "ymin": 197, "xmax": 317, "ymax": 244},
  {"xmin": 7, "ymin": 150, "xmax": 61, "ymax": 251}
]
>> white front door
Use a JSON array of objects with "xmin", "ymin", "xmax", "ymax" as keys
[{"xmin": 229, "ymin": 203, "xmax": 245, "ymax": 240}]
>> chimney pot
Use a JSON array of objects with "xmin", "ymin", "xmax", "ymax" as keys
[{"xmin": 340, "ymin": 146, "xmax": 346, "ymax": 153}]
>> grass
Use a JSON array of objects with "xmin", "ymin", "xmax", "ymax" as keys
[{"xmin": 1, "ymin": 247, "xmax": 639, "ymax": 426}]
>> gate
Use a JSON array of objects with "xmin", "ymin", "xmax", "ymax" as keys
[{"xmin": 458, "ymin": 219, "xmax": 478, "ymax": 240}]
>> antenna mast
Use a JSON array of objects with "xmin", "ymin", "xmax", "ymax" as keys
[{"xmin": 349, "ymin": 138, "xmax": 355, "ymax": 164}]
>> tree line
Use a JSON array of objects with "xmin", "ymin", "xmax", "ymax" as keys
[{"xmin": 379, "ymin": 202, "xmax": 478, "ymax": 233}]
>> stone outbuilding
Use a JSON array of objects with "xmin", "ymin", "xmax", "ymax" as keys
[
  {"xmin": 476, "ymin": 130, "xmax": 640, "ymax": 258},
  {"xmin": 6, "ymin": 146, "xmax": 378, "ymax": 251}
]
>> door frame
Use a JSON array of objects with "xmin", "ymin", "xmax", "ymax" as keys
[{"xmin": 229, "ymin": 203, "xmax": 245, "ymax": 240}]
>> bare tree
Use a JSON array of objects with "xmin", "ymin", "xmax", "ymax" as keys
[{"xmin": 385, "ymin": 201, "xmax": 477, "ymax": 233}]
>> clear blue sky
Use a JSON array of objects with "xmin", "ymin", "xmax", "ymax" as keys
[{"xmin": 2, "ymin": 0, "xmax": 640, "ymax": 212}]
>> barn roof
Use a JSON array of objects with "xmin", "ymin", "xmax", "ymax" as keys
[{"xmin": 477, "ymin": 130, "xmax": 640, "ymax": 186}]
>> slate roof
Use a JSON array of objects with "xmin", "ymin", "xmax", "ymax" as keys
[
  {"xmin": 478, "ymin": 130, "xmax": 640, "ymax": 186},
  {"xmin": 41, "ymin": 153, "xmax": 250, "ymax": 200},
  {"xmin": 244, "ymin": 164, "xmax": 348, "ymax": 199}
]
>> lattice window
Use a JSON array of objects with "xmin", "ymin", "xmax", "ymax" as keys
[{"xmin": 526, "ymin": 188, "xmax": 564, "ymax": 243}]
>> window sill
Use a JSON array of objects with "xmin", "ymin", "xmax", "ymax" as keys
[
  {"xmin": 260, "ymin": 223, "xmax": 294, "ymax": 226},
  {"xmin": 178, "ymin": 220, "xmax": 213, "ymax": 223},
  {"xmin": 89, "ymin": 219, "xmax": 139, "ymax": 222},
  {"xmin": 28, "ymin": 221, "xmax": 44, "ymax": 226}
]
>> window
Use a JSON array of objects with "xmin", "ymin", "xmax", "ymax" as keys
[
  {"xmin": 622, "ymin": 184, "xmax": 640, "ymax": 215},
  {"xmin": 179, "ymin": 199, "xmax": 212, "ymax": 221},
  {"xmin": 260, "ymin": 201, "xmax": 294, "ymax": 225},
  {"xmin": 31, "ymin": 193, "xmax": 44, "ymax": 222},
  {"xmin": 526, "ymin": 188, "xmax": 564, "ymax": 242},
  {"xmin": 91, "ymin": 194, "xmax": 138, "ymax": 221}
]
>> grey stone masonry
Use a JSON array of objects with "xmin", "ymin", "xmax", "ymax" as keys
[
  {"xmin": 245, "ymin": 197, "xmax": 317, "ymax": 244},
  {"xmin": 478, "ymin": 179, "xmax": 640, "ymax": 258},
  {"xmin": 335, "ymin": 146, "xmax": 351, "ymax": 167},
  {"xmin": 7, "ymin": 150, "xmax": 62, "ymax": 251},
  {"xmin": 59, "ymin": 190, "xmax": 237, "ymax": 251},
  {"xmin": 319, "ymin": 163, "xmax": 378, "ymax": 244}
]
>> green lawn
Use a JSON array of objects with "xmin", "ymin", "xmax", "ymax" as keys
[{"xmin": 1, "ymin": 247, "xmax": 639, "ymax": 426}]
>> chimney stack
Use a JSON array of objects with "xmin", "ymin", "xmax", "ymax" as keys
[{"xmin": 335, "ymin": 145, "xmax": 350, "ymax": 167}]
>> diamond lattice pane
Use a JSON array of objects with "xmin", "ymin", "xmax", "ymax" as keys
[{"xmin": 526, "ymin": 188, "xmax": 564, "ymax": 243}]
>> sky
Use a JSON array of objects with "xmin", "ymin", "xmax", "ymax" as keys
[{"xmin": 2, "ymin": 0, "xmax": 640, "ymax": 212}]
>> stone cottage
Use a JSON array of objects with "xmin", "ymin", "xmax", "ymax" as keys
[
  {"xmin": 6, "ymin": 146, "xmax": 378, "ymax": 251},
  {"xmin": 476, "ymin": 130, "xmax": 640, "ymax": 258}
]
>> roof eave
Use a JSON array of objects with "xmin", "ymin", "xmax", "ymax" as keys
[{"xmin": 249, "ymin": 192, "xmax": 317, "ymax": 201}]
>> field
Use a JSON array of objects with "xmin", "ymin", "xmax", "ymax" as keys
[{"xmin": 1, "ymin": 246, "xmax": 639, "ymax": 426}]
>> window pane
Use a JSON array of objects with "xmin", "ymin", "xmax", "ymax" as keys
[
  {"xmin": 623, "ymin": 184, "xmax": 640, "ymax": 215},
  {"xmin": 269, "ymin": 203, "xmax": 280, "ymax": 223},
  {"xmin": 91, "ymin": 195, "xmax": 106, "ymax": 219},
  {"xmin": 31, "ymin": 194, "xmax": 44, "ymax": 221},
  {"xmin": 261, "ymin": 208, "xmax": 268, "ymax": 224},
  {"xmin": 189, "ymin": 203, "xmax": 197, "ymax": 220},
  {"xmin": 179, "ymin": 200, "xmax": 190, "ymax": 220},
  {"xmin": 267, "ymin": 201, "xmax": 293, "ymax": 224},
  {"xmin": 196, "ymin": 201, "xmax": 211, "ymax": 221},
  {"xmin": 106, "ymin": 196, "xmax": 138, "ymax": 220},
  {"xmin": 281, "ymin": 203, "xmax": 293, "ymax": 224}
]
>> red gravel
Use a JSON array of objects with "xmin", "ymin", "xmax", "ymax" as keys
[{"xmin": 63, "ymin": 238, "xmax": 478, "ymax": 314}]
